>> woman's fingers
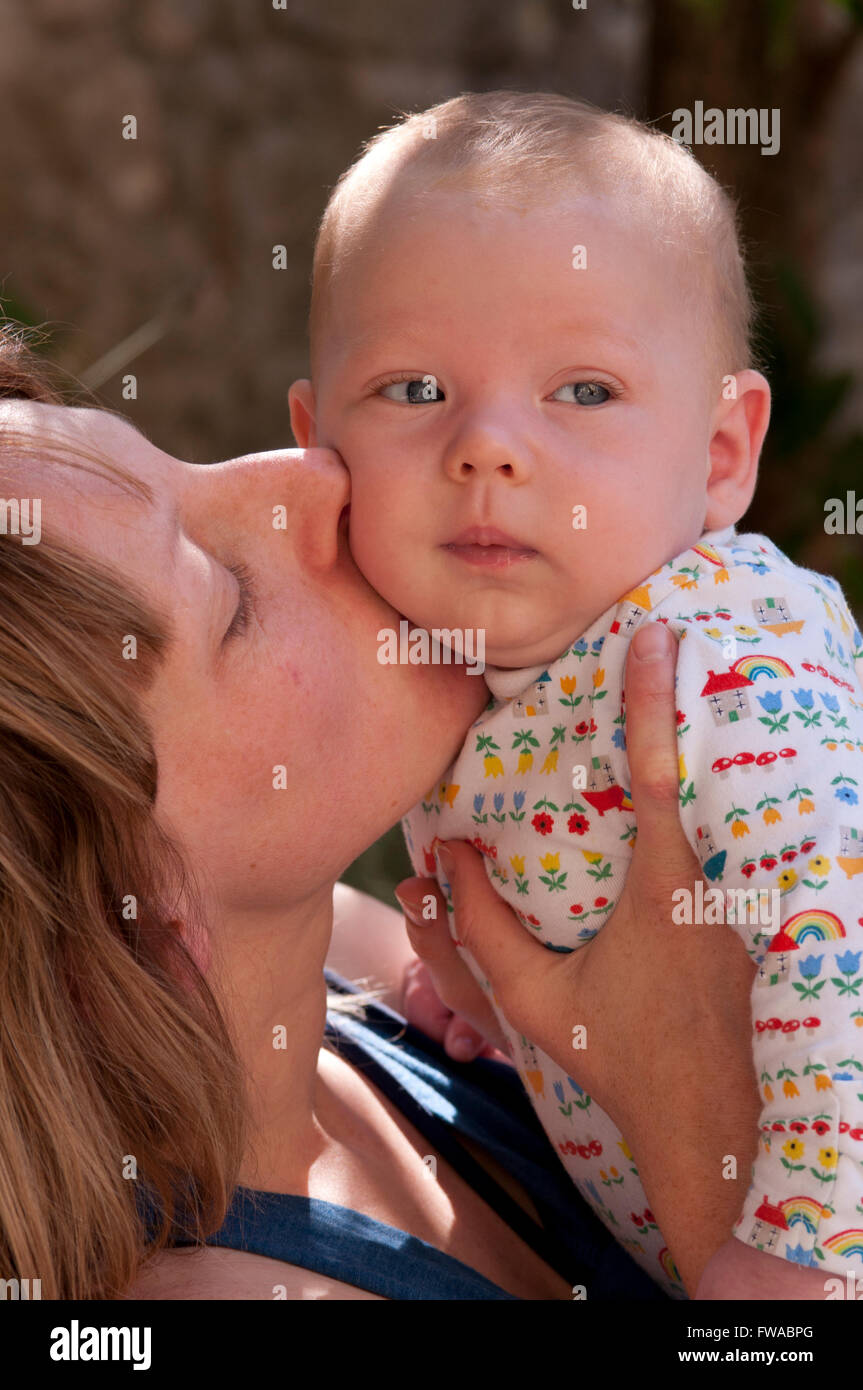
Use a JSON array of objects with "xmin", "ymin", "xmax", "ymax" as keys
[
  {"xmin": 434, "ymin": 841, "xmax": 575, "ymax": 1050},
  {"xmin": 394, "ymin": 876, "xmax": 508, "ymax": 1053}
]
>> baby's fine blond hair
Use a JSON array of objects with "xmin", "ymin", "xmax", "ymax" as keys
[{"xmin": 309, "ymin": 90, "xmax": 757, "ymax": 389}]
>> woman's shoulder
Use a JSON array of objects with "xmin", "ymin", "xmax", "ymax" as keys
[{"xmin": 125, "ymin": 1244, "xmax": 383, "ymax": 1301}]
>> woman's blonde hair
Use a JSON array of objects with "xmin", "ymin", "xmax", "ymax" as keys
[{"xmin": 0, "ymin": 326, "xmax": 245, "ymax": 1298}]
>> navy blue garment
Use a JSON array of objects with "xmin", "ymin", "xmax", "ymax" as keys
[{"xmin": 174, "ymin": 969, "xmax": 669, "ymax": 1300}]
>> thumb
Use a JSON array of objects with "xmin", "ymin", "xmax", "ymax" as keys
[
  {"xmin": 436, "ymin": 839, "xmax": 561, "ymax": 1041},
  {"xmin": 623, "ymin": 622, "xmax": 696, "ymax": 883}
]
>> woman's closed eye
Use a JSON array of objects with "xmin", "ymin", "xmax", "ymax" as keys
[
  {"xmin": 223, "ymin": 561, "xmax": 256, "ymax": 642},
  {"xmin": 549, "ymin": 381, "xmax": 620, "ymax": 405},
  {"xmin": 373, "ymin": 373, "xmax": 446, "ymax": 404}
]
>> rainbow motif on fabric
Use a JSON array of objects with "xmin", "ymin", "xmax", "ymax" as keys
[
  {"xmin": 780, "ymin": 1196, "xmax": 828, "ymax": 1234},
  {"xmin": 691, "ymin": 542, "xmax": 724, "ymax": 567},
  {"xmin": 658, "ymin": 1246, "xmax": 681, "ymax": 1283},
  {"xmin": 824, "ymin": 1229, "xmax": 863, "ymax": 1258},
  {"xmin": 730, "ymin": 654, "xmax": 794, "ymax": 681},
  {"xmin": 784, "ymin": 909, "xmax": 846, "ymax": 944}
]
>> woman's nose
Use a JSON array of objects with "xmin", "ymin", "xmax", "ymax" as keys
[
  {"xmin": 183, "ymin": 447, "xmax": 351, "ymax": 571},
  {"xmin": 441, "ymin": 408, "xmax": 533, "ymax": 485}
]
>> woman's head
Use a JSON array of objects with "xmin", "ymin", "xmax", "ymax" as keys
[{"xmin": 0, "ymin": 324, "xmax": 482, "ymax": 1297}]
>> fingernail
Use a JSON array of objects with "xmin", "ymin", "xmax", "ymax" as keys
[
  {"xmin": 436, "ymin": 844, "xmax": 456, "ymax": 882},
  {"xmin": 633, "ymin": 623, "xmax": 670, "ymax": 662},
  {"xmin": 450, "ymin": 1032, "xmax": 478, "ymax": 1061},
  {"xmin": 394, "ymin": 887, "xmax": 425, "ymax": 927}
]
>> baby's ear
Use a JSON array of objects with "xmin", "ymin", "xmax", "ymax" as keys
[{"xmin": 288, "ymin": 379, "xmax": 317, "ymax": 447}]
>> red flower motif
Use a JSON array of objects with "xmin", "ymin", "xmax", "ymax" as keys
[
  {"xmin": 789, "ymin": 1121, "xmax": 807, "ymax": 1134},
  {"xmin": 575, "ymin": 721, "xmax": 589, "ymax": 736},
  {"xmin": 676, "ymin": 709, "xmax": 686, "ymax": 725},
  {"xmin": 532, "ymin": 812, "xmax": 554, "ymax": 836},
  {"xmin": 631, "ymin": 1213, "xmax": 645, "ymax": 1227},
  {"xmin": 567, "ymin": 812, "xmax": 590, "ymax": 835},
  {"xmin": 423, "ymin": 847, "xmax": 437, "ymax": 874},
  {"xmin": 812, "ymin": 1119, "xmax": 831, "ymax": 1136},
  {"xmin": 644, "ymin": 1209, "xmax": 655, "ymax": 1223},
  {"xmin": 588, "ymin": 1139, "xmax": 602, "ymax": 1156},
  {"xmin": 780, "ymin": 850, "xmax": 798, "ymax": 863},
  {"xmin": 760, "ymin": 855, "xmax": 778, "ymax": 871},
  {"xmin": 741, "ymin": 861, "xmax": 757, "ymax": 878},
  {"xmin": 569, "ymin": 904, "xmax": 584, "ymax": 916},
  {"xmin": 594, "ymin": 896, "xmax": 608, "ymax": 908},
  {"xmin": 525, "ymin": 913, "xmax": 540, "ymax": 926},
  {"xmin": 799, "ymin": 839, "xmax": 816, "ymax": 853}
]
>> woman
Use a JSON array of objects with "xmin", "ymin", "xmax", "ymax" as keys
[{"xmin": 0, "ymin": 330, "xmax": 813, "ymax": 1300}]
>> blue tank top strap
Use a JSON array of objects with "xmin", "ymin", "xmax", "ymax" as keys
[{"xmin": 205, "ymin": 1189, "xmax": 518, "ymax": 1300}]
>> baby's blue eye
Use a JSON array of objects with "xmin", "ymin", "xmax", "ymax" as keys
[
  {"xmin": 551, "ymin": 382, "xmax": 612, "ymax": 405},
  {"xmin": 379, "ymin": 376, "xmax": 446, "ymax": 404}
]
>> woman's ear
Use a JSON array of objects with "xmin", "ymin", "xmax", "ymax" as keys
[
  {"xmin": 288, "ymin": 379, "xmax": 317, "ymax": 447},
  {"xmin": 703, "ymin": 369, "xmax": 771, "ymax": 531}
]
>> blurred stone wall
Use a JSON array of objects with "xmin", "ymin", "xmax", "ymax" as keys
[{"xmin": 0, "ymin": 0, "xmax": 647, "ymax": 462}]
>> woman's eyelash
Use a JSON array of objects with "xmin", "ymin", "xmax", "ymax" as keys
[{"xmin": 224, "ymin": 562, "xmax": 255, "ymax": 641}]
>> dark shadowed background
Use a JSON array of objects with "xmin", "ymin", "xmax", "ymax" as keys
[{"xmin": 2, "ymin": 0, "xmax": 861, "ymax": 902}]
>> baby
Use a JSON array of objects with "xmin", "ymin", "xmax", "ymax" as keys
[{"xmin": 290, "ymin": 91, "xmax": 863, "ymax": 1297}]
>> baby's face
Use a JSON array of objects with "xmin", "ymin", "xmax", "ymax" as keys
[{"xmin": 306, "ymin": 190, "xmax": 723, "ymax": 667}]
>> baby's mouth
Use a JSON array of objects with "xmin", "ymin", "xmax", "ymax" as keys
[{"xmin": 442, "ymin": 525, "xmax": 538, "ymax": 568}]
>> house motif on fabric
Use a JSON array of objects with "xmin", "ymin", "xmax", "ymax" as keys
[
  {"xmin": 700, "ymin": 666, "xmax": 755, "ymax": 726},
  {"xmin": 512, "ymin": 671, "xmax": 551, "ymax": 718},
  {"xmin": 695, "ymin": 823, "xmax": 727, "ymax": 882},
  {"xmin": 838, "ymin": 824, "xmax": 863, "ymax": 879},
  {"xmin": 581, "ymin": 751, "xmax": 633, "ymax": 816},
  {"xmin": 747, "ymin": 1196, "xmax": 790, "ymax": 1255},
  {"xmin": 755, "ymin": 926, "xmax": 797, "ymax": 987},
  {"xmin": 609, "ymin": 583, "xmax": 653, "ymax": 639},
  {"xmin": 752, "ymin": 595, "xmax": 805, "ymax": 638}
]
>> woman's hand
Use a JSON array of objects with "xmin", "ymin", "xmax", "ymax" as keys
[{"xmin": 395, "ymin": 622, "xmax": 764, "ymax": 1295}]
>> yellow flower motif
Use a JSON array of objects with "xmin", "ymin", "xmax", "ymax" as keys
[
  {"xmin": 715, "ymin": 567, "xmax": 729, "ymax": 583},
  {"xmin": 782, "ymin": 1138, "xmax": 804, "ymax": 1160},
  {"xmin": 818, "ymin": 1147, "xmax": 838, "ymax": 1169},
  {"xmin": 483, "ymin": 755, "xmax": 504, "ymax": 779},
  {"xmin": 808, "ymin": 855, "xmax": 830, "ymax": 876},
  {"xmin": 593, "ymin": 668, "xmax": 605, "ymax": 689},
  {"xmin": 704, "ymin": 627, "xmax": 722, "ymax": 639},
  {"xmin": 617, "ymin": 1138, "xmax": 633, "ymax": 1161},
  {"xmin": 539, "ymin": 852, "xmax": 560, "ymax": 873},
  {"xmin": 441, "ymin": 783, "xmax": 460, "ymax": 808},
  {"xmin": 778, "ymin": 868, "xmax": 798, "ymax": 891},
  {"xmin": 516, "ymin": 751, "xmax": 533, "ymax": 775},
  {"xmin": 825, "ymin": 741, "xmax": 838, "ymax": 751},
  {"xmin": 599, "ymin": 1170, "xmax": 608, "ymax": 1182},
  {"xmin": 763, "ymin": 806, "xmax": 782, "ymax": 825},
  {"xmin": 609, "ymin": 1167, "xmax": 620, "ymax": 1178},
  {"xmin": 582, "ymin": 850, "xmax": 604, "ymax": 865},
  {"xmin": 763, "ymin": 1083, "xmax": 774, "ymax": 1102},
  {"xmin": 541, "ymin": 749, "xmax": 559, "ymax": 775},
  {"xmin": 735, "ymin": 624, "xmax": 758, "ymax": 636},
  {"xmin": 560, "ymin": 675, "xmax": 577, "ymax": 694},
  {"xmin": 731, "ymin": 819, "xmax": 750, "ymax": 839},
  {"xmin": 782, "ymin": 1078, "xmax": 800, "ymax": 1098},
  {"xmin": 510, "ymin": 855, "xmax": 525, "ymax": 876},
  {"xmin": 678, "ymin": 753, "xmax": 687, "ymax": 783},
  {"xmin": 672, "ymin": 574, "xmax": 698, "ymax": 591},
  {"xmin": 798, "ymin": 798, "xmax": 815, "ymax": 815},
  {"xmin": 814, "ymin": 1072, "xmax": 833, "ymax": 1091}
]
